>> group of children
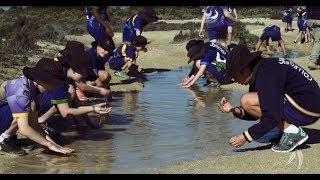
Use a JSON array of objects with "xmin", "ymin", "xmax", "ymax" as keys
[
  {"xmin": 0, "ymin": 6, "xmax": 319, "ymax": 157},
  {"xmin": 0, "ymin": 7, "xmax": 159, "ymax": 156},
  {"xmin": 181, "ymin": 6, "xmax": 320, "ymax": 153}
]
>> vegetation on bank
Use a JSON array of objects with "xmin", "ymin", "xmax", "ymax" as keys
[{"xmin": 0, "ymin": 6, "xmax": 283, "ymax": 80}]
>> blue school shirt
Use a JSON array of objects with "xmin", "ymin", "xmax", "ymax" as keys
[
  {"xmin": 247, "ymin": 58, "xmax": 320, "ymax": 139},
  {"xmin": 86, "ymin": 6, "xmax": 109, "ymax": 21},
  {"xmin": 0, "ymin": 76, "xmax": 37, "ymax": 118},
  {"xmin": 124, "ymin": 14, "xmax": 144, "ymax": 34},
  {"xmin": 200, "ymin": 42, "xmax": 228, "ymax": 83},
  {"xmin": 111, "ymin": 44, "xmax": 137, "ymax": 60},
  {"xmin": 202, "ymin": 6, "xmax": 226, "ymax": 29},
  {"xmin": 37, "ymin": 84, "xmax": 69, "ymax": 116},
  {"xmin": 87, "ymin": 48, "xmax": 109, "ymax": 73}
]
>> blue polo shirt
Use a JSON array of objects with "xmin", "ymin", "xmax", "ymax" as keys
[
  {"xmin": 37, "ymin": 84, "xmax": 69, "ymax": 117},
  {"xmin": 247, "ymin": 58, "xmax": 320, "ymax": 139},
  {"xmin": 87, "ymin": 48, "xmax": 109, "ymax": 73},
  {"xmin": 202, "ymin": 6, "xmax": 226, "ymax": 29},
  {"xmin": 0, "ymin": 76, "xmax": 37, "ymax": 118},
  {"xmin": 200, "ymin": 42, "xmax": 228, "ymax": 83},
  {"xmin": 125, "ymin": 14, "xmax": 144, "ymax": 34}
]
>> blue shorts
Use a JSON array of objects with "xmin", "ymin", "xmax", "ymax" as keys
[
  {"xmin": 108, "ymin": 57, "xmax": 126, "ymax": 70},
  {"xmin": 207, "ymin": 26, "xmax": 227, "ymax": 40},
  {"xmin": 283, "ymin": 97, "xmax": 319, "ymax": 126},
  {"xmin": 87, "ymin": 21, "xmax": 115, "ymax": 50},
  {"xmin": 287, "ymin": 16, "xmax": 293, "ymax": 25},
  {"xmin": 122, "ymin": 24, "xmax": 136, "ymax": 43},
  {"xmin": 0, "ymin": 104, "xmax": 13, "ymax": 134},
  {"xmin": 260, "ymin": 30, "xmax": 281, "ymax": 41},
  {"xmin": 282, "ymin": 16, "xmax": 287, "ymax": 22},
  {"xmin": 298, "ymin": 20, "xmax": 307, "ymax": 31}
]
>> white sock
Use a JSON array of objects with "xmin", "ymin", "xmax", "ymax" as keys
[
  {"xmin": 284, "ymin": 125, "xmax": 299, "ymax": 134},
  {"xmin": 0, "ymin": 133, "xmax": 11, "ymax": 143}
]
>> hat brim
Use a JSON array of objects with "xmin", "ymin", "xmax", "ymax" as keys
[
  {"xmin": 223, "ymin": 51, "xmax": 262, "ymax": 82},
  {"xmin": 23, "ymin": 67, "xmax": 67, "ymax": 87}
]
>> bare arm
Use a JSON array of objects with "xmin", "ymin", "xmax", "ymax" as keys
[
  {"xmin": 255, "ymin": 39, "xmax": 263, "ymax": 52},
  {"xmin": 183, "ymin": 64, "xmax": 207, "ymax": 88},
  {"xmin": 224, "ymin": 11, "xmax": 240, "ymax": 23},
  {"xmin": 75, "ymin": 81, "xmax": 106, "ymax": 96},
  {"xmin": 199, "ymin": 12, "xmax": 206, "ymax": 37},
  {"xmin": 17, "ymin": 116, "xmax": 74, "ymax": 154},
  {"xmin": 92, "ymin": 8, "xmax": 114, "ymax": 37},
  {"xmin": 38, "ymin": 106, "xmax": 58, "ymax": 124},
  {"xmin": 57, "ymin": 102, "xmax": 111, "ymax": 117}
]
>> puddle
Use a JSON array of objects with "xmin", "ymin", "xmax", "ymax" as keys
[{"xmin": 2, "ymin": 67, "xmax": 281, "ymax": 174}]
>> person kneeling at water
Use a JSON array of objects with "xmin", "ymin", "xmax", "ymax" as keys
[
  {"xmin": 218, "ymin": 44, "xmax": 320, "ymax": 152},
  {"xmin": 180, "ymin": 39, "xmax": 230, "ymax": 88}
]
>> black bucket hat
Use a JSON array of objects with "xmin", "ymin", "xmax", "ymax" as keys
[
  {"xmin": 58, "ymin": 41, "xmax": 98, "ymax": 81},
  {"xmin": 186, "ymin": 39, "xmax": 204, "ymax": 51},
  {"xmin": 23, "ymin": 58, "xmax": 68, "ymax": 87},
  {"xmin": 223, "ymin": 44, "xmax": 262, "ymax": 82},
  {"xmin": 138, "ymin": 7, "xmax": 159, "ymax": 24},
  {"xmin": 131, "ymin": 35, "xmax": 151, "ymax": 52},
  {"xmin": 98, "ymin": 38, "xmax": 113, "ymax": 52},
  {"xmin": 187, "ymin": 40, "xmax": 206, "ymax": 64}
]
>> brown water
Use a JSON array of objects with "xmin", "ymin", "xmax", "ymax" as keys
[{"xmin": 2, "ymin": 67, "xmax": 281, "ymax": 174}]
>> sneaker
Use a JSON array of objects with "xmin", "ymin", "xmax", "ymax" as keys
[
  {"xmin": 0, "ymin": 138, "xmax": 26, "ymax": 156},
  {"xmin": 76, "ymin": 87, "xmax": 89, "ymax": 101},
  {"xmin": 271, "ymin": 127, "xmax": 309, "ymax": 153},
  {"xmin": 293, "ymin": 40, "xmax": 296, "ymax": 44},
  {"xmin": 10, "ymin": 135, "xmax": 33, "ymax": 151},
  {"xmin": 114, "ymin": 70, "xmax": 130, "ymax": 79},
  {"xmin": 40, "ymin": 123, "xmax": 61, "ymax": 137}
]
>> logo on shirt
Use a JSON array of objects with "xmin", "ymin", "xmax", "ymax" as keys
[
  {"xmin": 206, "ymin": 8, "xmax": 219, "ymax": 23},
  {"xmin": 278, "ymin": 58, "xmax": 313, "ymax": 81},
  {"xmin": 211, "ymin": 52, "xmax": 226, "ymax": 72}
]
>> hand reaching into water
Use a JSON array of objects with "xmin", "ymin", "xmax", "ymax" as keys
[{"xmin": 217, "ymin": 97, "xmax": 235, "ymax": 113}]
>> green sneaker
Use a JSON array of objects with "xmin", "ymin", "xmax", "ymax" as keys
[
  {"xmin": 114, "ymin": 70, "xmax": 130, "ymax": 79},
  {"xmin": 271, "ymin": 127, "xmax": 309, "ymax": 153}
]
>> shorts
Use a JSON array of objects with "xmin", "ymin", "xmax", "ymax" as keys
[
  {"xmin": 283, "ymin": 97, "xmax": 319, "ymax": 126},
  {"xmin": 108, "ymin": 57, "xmax": 126, "ymax": 70},
  {"xmin": 298, "ymin": 20, "xmax": 307, "ymax": 31},
  {"xmin": 260, "ymin": 30, "xmax": 281, "ymax": 41},
  {"xmin": 207, "ymin": 25, "xmax": 227, "ymax": 40},
  {"xmin": 0, "ymin": 104, "xmax": 13, "ymax": 134}
]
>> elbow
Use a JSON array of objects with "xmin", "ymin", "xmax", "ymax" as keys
[{"xmin": 60, "ymin": 110, "xmax": 70, "ymax": 118}]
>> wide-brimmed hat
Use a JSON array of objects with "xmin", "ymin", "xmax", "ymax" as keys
[
  {"xmin": 186, "ymin": 39, "xmax": 204, "ymax": 51},
  {"xmin": 139, "ymin": 7, "xmax": 159, "ymax": 24},
  {"xmin": 23, "ymin": 58, "xmax": 68, "ymax": 87},
  {"xmin": 187, "ymin": 42, "xmax": 206, "ymax": 64},
  {"xmin": 131, "ymin": 35, "xmax": 151, "ymax": 52},
  {"xmin": 98, "ymin": 38, "xmax": 113, "ymax": 52},
  {"xmin": 223, "ymin": 44, "xmax": 262, "ymax": 82},
  {"xmin": 58, "ymin": 41, "xmax": 98, "ymax": 81}
]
